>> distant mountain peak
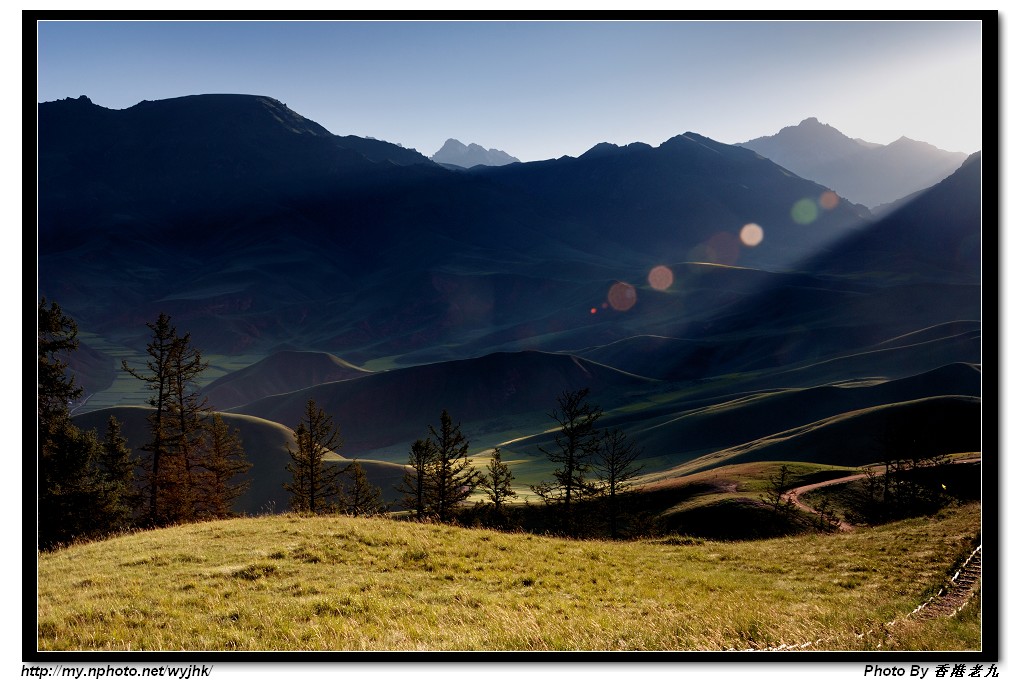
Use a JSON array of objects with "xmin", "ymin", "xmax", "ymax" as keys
[
  {"xmin": 431, "ymin": 138, "xmax": 519, "ymax": 168},
  {"xmin": 738, "ymin": 119, "xmax": 970, "ymax": 208}
]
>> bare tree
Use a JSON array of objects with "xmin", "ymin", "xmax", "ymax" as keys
[{"xmin": 594, "ymin": 428, "xmax": 644, "ymax": 538}]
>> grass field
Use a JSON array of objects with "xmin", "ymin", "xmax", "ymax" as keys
[{"xmin": 36, "ymin": 503, "xmax": 981, "ymax": 652}]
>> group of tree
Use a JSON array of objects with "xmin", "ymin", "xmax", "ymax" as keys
[
  {"xmin": 388, "ymin": 389, "xmax": 646, "ymax": 538},
  {"xmin": 38, "ymin": 299, "xmax": 143, "ymax": 548},
  {"xmin": 121, "ymin": 313, "xmax": 252, "ymax": 526},
  {"xmin": 396, "ymin": 409, "xmax": 486, "ymax": 523},
  {"xmin": 856, "ymin": 424, "xmax": 957, "ymax": 523},
  {"xmin": 529, "ymin": 388, "xmax": 645, "ymax": 538},
  {"xmin": 282, "ymin": 399, "xmax": 384, "ymax": 516},
  {"xmin": 38, "ymin": 301, "xmax": 253, "ymax": 549}
]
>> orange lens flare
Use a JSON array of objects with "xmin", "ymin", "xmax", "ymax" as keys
[
  {"xmin": 648, "ymin": 265, "xmax": 674, "ymax": 291},
  {"xmin": 607, "ymin": 282, "xmax": 637, "ymax": 311},
  {"xmin": 740, "ymin": 223, "xmax": 764, "ymax": 247},
  {"xmin": 819, "ymin": 190, "xmax": 839, "ymax": 210}
]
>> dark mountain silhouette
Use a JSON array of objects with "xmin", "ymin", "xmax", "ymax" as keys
[
  {"xmin": 739, "ymin": 117, "xmax": 969, "ymax": 208},
  {"xmin": 430, "ymin": 138, "xmax": 519, "ymax": 167},
  {"xmin": 38, "ymin": 94, "xmax": 870, "ymax": 362}
]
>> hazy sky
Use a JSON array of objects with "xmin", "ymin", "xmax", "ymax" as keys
[{"xmin": 37, "ymin": 20, "xmax": 984, "ymax": 161}]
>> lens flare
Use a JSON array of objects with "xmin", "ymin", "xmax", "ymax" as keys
[
  {"xmin": 648, "ymin": 265, "xmax": 674, "ymax": 291},
  {"xmin": 590, "ymin": 307, "xmax": 597, "ymax": 315},
  {"xmin": 791, "ymin": 198, "xmax": 819, "ymax": 225},
  {"xmin": 819, "ymin": 190, "xmax": 839, "ymax": 210},
  {"xmin": 740, "ymin": 223, "xmax": 764, "ymax": 247},
  {"xmin": 607, "ymin": 282, "xmax": 637, "ymax": 311}
]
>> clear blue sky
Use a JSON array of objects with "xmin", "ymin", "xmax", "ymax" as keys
[{"xmin": 36, "ymin": 20, "xmax": 984, "ymax": 161}]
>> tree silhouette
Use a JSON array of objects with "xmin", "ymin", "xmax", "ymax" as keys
[
  {"xmin": 426, "ymin": 409, "xmax": 480, "ymax": 523},
  {"xmin": 594, "ymin": 427, "xmax": 643, "ymax": 538},
  {"xmin": 397, "ymin": 437, "xmax": 436, "ymax": 520},
  {"xmin": 531, "ymin": 388, "xmax": 603, "ymax": 536},
  {"xmin": 344, "ymin": 461, "xmax": 383, "ymax": 517},
  {"xmin": 99, "ymin": 415, "xmax": 141, "ymax": 532},
  {"xmin": 284, "ymin": 399, "xmax": 344, "ymax": 514},
  {"xmin": 122, "ymin": 313, "xmax": 177, "ymax": 524},
  {"xmin": 479, "ymin": 447, "xmax": 517, "ymax": 517}
]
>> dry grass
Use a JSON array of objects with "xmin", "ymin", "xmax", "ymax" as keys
[{"xmin": 36, "ymin": 503, "xmax": 981, "ymax": 652}]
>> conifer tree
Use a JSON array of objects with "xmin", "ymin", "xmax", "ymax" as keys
[
  {"xmin": 163, "ymin": 333, "xmax": 211, "ymax": 523},
  {"xmin": 38, "ymin": 298, "xmax": 83, "ymax": 430},
  {"xmin": 530, "ymin": 388, "xmax": 603, "ymax": 536},
  {"xmin": 479, "ymin": 447, "xmax": 517, "ymax": 515},
  {"xmin": 344, "ymin": 461, "xmax": 383, "ymax": 517},
  {"xmin": 396, "ymin": 438, "xmax": 436, "ymax": 520},
  {"xmin": 122, "ymin": 313, "xmax": 177, "ymax": 524},
  {"xmin": 38, "ymin": 300, "xmax": 134, "ymax": 547},
  {"xmin": 99, "ymin": 415, "xmax": 141, "ymax": 532},
  {"xmin": 426, "ymin": 409, "xmax": 480, "ymax": 523},
  {"xmin": 284, "ymin": 399, "xmax": 344, "ymax": 514},
  {"xmin": 200, "ymin": 414, "xmax": 252, "ymax": 518}
]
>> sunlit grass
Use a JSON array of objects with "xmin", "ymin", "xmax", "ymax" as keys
[{"xmin": 37, "ymin": 503, "xmax": 980, "ymax": 651}]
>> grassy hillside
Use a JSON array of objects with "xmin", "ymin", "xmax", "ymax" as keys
[{"xmin": 37, "ymin": 504, "xmax": 980, "ymax": 651}]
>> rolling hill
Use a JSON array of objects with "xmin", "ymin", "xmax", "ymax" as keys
[{"xmin": 200, "ymin": 351, "xmax": 371, "ymax": 409}]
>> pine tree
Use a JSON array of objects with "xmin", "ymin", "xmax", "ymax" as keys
[
  {"xmin": 38, "ymin": 298, "xmax": 83, "ymax": 430},
  {"xmin": 426, "ymin": 409, "xmax": 480, "ymax": 523},
  {"xmin": 530, "ymin": 388, "xmax": 603, "ymax": 536},
  {"xmin": 163, "ymin": 332, "xmax": 211, "ymax": 523},
  {"xmin": 38, "ymin": 300, "xmax": 102, "ymax": 548},
  {"xmin": 396, "ymin": 438, "xmax": 436, "ymax": 520},
  {"xmin": 122, "ymin": 313, "xmax": 177, "ymax": 524},
  {"xmin": 200, "ymin": 414, "xmax": 252, "ymax": 518},
  {"xmin": 284, "ymin": 399, "xmax": 344, "ymax": 514},
  {"xmin": 98, "ymin": 415, "xmax": 141, "ymax": 532},
  {"xmin": 479, "ymin": 447, "xmax": 516, "ymax": 515},
  {"xmin": 344, "ymin": 461, "xmax": 383, "ymax": 517},
  {"xmin": 594, "ymin": 428, "xmax": 644, "ymax": 539}
]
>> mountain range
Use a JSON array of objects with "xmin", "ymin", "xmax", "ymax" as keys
[
  {"xmin": 739, "ymin": 117, "xmax": 969, "ymax": 208},
  {"xmin": 39, "ymin": 93, "xmax": 984, "ymax": 516},
  {"xmin": 430, "ymin": 138, "xmax": 520, "ymax": 168}
]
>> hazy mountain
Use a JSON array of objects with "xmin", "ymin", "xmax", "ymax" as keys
[
  {"xmin": 431, "ymin": 138, "xmax": 520, "ymax": 168},
  {"xmin": 739, "ymin": 117, "xmax": 969, "ymax": 207}
]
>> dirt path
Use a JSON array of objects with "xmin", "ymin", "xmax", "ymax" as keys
[{"xmin": 781, "ymin": 457, "xmax": 981, "ymax": 532}]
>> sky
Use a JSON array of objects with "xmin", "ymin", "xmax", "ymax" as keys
[{"xmin": 35, "ymin": 20, "xmax": 984, "ymax": 161}]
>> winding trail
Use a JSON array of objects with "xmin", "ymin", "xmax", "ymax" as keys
[{"xmin": 780, "ymin": 456, "xmax": 981, "ymax": 532}]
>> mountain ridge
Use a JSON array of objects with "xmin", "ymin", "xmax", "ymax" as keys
[{"xmin": 739, "ymin": 117, "xmax": 969, "ymax": 207}]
